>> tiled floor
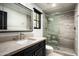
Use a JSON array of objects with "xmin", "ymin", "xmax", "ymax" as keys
[
  {"xmin": 46, "ymin": 46, "xmax": 76, "ymax": 56},
  {"xmin": 46, "ymin": 50, "xmax": 64, "ymax": 56}
]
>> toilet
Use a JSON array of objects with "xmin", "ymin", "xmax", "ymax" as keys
[{"xmin": 46, "ymin": 45, "xmax": 53, "ymax": 55}]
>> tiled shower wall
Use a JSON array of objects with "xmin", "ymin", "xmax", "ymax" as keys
[{"xmin": 58, "ymin": 11, "xmax": 75, "ymax": 49}]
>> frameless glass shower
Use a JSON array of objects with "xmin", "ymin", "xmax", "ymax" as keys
[
  {"xmin": 43, "ymin": 11, "xmax": 75, "ymax": 50},
  {"xmin": 43, "ymin": 15, "xmax": 60, "ymax": 49}
]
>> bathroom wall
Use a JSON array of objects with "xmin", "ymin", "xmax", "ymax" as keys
[
  {"xmin": 58, "ymin": 11, "xmax": 75, "ymax": 49},
  {"xmin": 43, "ymin": 14, "xmax": 48, "ymax": 37}
]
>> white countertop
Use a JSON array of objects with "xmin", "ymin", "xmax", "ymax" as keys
[{"xmin": 0, "ymin": 37, "xmax": 46, "ymax": 56}]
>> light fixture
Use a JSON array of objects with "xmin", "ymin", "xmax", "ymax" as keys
[{"xmin": 52, "ymin": 3, "xmax": 56, "ymax": 7}]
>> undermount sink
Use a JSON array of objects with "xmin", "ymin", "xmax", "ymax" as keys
[{"xmin": 16, "ymin": 39, "xmax": 35, "ymax": 45}]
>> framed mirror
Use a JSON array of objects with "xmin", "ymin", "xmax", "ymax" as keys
[{"xmin": 0, "ymin": 3, "xmax": 33, "ymax": 32}]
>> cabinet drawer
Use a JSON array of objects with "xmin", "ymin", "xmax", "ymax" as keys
[{"xmin": 35, "ymin": 47, "xmax": 44, "ymax": 56}]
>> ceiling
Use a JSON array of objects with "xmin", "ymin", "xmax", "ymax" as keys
[{"xmin": 35, "ymin": 3, "xmax": 76, "ymax": 15}]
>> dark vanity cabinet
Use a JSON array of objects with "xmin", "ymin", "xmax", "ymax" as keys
[
  {"xmin": 0, "ymin": 11, "xmax": 7, "ymax": 29},
  {"xmin": 12, "ymin": 40, "xmax": 46, "ymax": 56}
]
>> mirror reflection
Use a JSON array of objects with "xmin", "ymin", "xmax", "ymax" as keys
[{"xmin": 0, "ymin": 3, "xmax": 33, "ymax": 32}]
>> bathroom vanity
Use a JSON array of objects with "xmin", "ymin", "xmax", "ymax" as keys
[
  {"xmin": 0, "ymin": 37, "xmax": 46, "ymax": 56},
  {"xmin": 12, "ymin": 40, "xmax": 46, "ymax": 56}
]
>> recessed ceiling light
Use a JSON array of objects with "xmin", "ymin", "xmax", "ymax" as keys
[{"xmin": 52, "ymin": 3, "xmax": 56, "ymax": 7}]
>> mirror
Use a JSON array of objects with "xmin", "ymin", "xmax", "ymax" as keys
[{"xmin": 0, "ymin": 3, "xmax": 33, "ymax": 32}]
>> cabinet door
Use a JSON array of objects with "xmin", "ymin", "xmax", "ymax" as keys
[
  {"xmin": 35, "ymin": 47, "xmax": 45, "ymax": 56},
  {"xmin": 24, "ymin": 51, "xmax": 35, "ymax": 56}
]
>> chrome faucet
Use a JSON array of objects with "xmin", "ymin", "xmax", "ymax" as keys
[{"xmin": 19, "ymin": 32, "xmax": 24, "ymax": 40}]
